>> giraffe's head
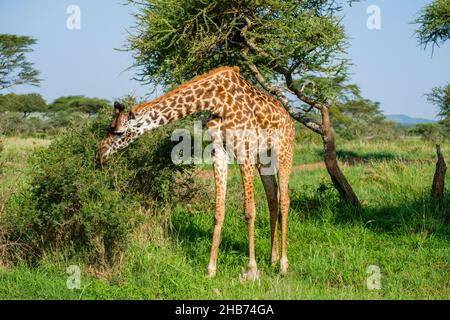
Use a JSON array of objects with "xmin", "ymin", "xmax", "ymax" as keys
[{"xmin": 95, "ymin": 101, "xmax": 140, "ymax": 164}]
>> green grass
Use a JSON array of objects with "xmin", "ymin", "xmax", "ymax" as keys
[
  {"xmin": 0, "ymin": 136, "xmax": 449, "ymax": 299},
  {"xmin": 0, "ymin": 136, "xmax": 50, "ymax": 212},
  {"xmin": 294, "ymin": 136, "xmax": 450, "ymax": 164}
]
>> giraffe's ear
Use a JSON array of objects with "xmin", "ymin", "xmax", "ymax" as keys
[{"xmin": 114, "ymin": 101, "xmax": 125, "ymax": 114}]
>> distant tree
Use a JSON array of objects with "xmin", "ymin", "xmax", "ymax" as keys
[
  {"xmin": 0, "ymin": 112, "xmax": 24, "ymax": 135},
  {"xmin": 126, "ymin": 0, "xmax": 361, "ymax": 206},
  {"xmin": 49, "ymin": 96, "xmax": 111, "ymax": 115},
  {"xmin": 414, "ymin": 0, "xmax": 450, "ymax": 49},
  {"xmin": 408, "ymin": 122, "xmax": 447, "ymax": 141},
  {"xmin": 49, "ymin": 110, "xmax": 86, "ymax": 129},
  {"xmin": 24, "ymin": 116, "xmax": 47, "ymax": 134},
  {"xmin": 0, "ymin": 93, "xmax": 47, "ymax": 117},
  {"xmin": 0, "ymin": 34, "xmax": 41, "ymax": 91},
  {"xmin": 0, "ymin": 94, "xmax": 10, "ymax": 113},
  {"xmin": 415, "ymin": 1, "xmax": 450, "ymax": 137},
  {"xmin": 332, "ymin": 98, "xmax": 392, "ymax": 139},
  {"xmin": 427, "ymin": 83, "xmax": 450, "ymax": 120}
]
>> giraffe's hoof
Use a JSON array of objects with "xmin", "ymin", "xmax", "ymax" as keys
[
  {"xmin": 271, "ymin": 255, "xmax": 279, "ymax": 267},
  {"xmin": 207, "ymin": 266, "xmax": 217, "ymax": 278},
  {"xmin": 280, "ymin": 258, "xmax": 288, "ymax": 275},
  {"xmin": 239, "ymin": 267, "xmax": 261, "ymax": 282}
]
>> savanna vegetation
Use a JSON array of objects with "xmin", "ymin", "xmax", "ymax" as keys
[
  {"xmin": 0, "ymin": 120, "xmax": 448, "ymax": 299},
  {"xmin": 0, "ymin": 0, "xmax": 448, "ymax": 300},
  {"xmin": 0, "ymin": 93, "xmax": 112, "ymax": 136}
]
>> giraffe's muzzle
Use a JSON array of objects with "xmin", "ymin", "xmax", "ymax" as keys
[{"xmin": 95, "ymin": 149, "xmax": 106, "ymax": 164}]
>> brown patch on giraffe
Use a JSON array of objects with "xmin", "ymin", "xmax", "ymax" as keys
[
  {"xmin": 223, "ymin": 78, "xmax": 232, "ymax": 89},
  {"xmin": 195, "ymin": 88, "xmax": 204, "ymax": 97},
  {"xmin": 229, "ymin": 84, "xmax": 237, "ymax": 95},
  {"xmin": 204, "ymin": 87, "xmax": 215, "ymax": 99},
  {"xmin": 159, "ymin": 103, "xmax": 170, "ymax": 112}
]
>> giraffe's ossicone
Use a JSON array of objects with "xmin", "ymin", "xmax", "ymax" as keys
[{"xmin": 96, "ymin": 66, "xmax": 295, "ymax": 279}]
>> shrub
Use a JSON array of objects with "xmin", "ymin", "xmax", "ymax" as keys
[
  {"xmin": 0, "ymin": 112, "xmax": 55, "ymax": 137},
  {"xmin": 2, "ymin": 109, "xmax": 140, "ymax": 265},
  {"xmin": 0, "ymin": 112, "xmax": 25, "ymax": 135},
  {"xmin": 0, "ymin": 138, "xmax": 3, "ymax": 174},
  {"xmin": 49, "ymin": 110, "xmax": 88, "ymax": 129},
  {"xmin": 408, "ymin": 122, "xmax": 448, "ymax": 141},
  {"xmin": 1, "ymin": 106, "xmax": 197, "ymax": 266}
]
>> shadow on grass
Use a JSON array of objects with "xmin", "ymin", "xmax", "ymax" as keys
[
  {"xmin": 169, "ymin": 184, "xmax": 449, "ymax": 267},
  {"xmin": 169, "ymin": 212, "xmax": 249, "ymax": 267},
  {"xmin": 314, "ymin": 149, "xmax": 398, "ymax": 165},
  {"xmin": 291, "ymin": 190, "xmax": 449, "ymax": 236},
  {"xmin": 337, "ymin": 150, "xmax": 397, "ymax": 164}
]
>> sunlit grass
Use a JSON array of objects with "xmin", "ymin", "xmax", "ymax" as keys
[{"xmin": 0, "ymin": 136, "xmax": 448, "ymax": 299}]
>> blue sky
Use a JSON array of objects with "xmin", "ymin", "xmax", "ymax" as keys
[{"xmin": 0, "ymin": 0, "xmax": 449, "ymax": 119}]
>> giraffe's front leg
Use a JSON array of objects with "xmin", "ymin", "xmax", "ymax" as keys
[
  {"xmin": 207, "ymin": 146, "xmax": 228, "ymax": 278},
  {"xmin": 278, "ymin": 150, "xmax": 293, "ymax": 275}
]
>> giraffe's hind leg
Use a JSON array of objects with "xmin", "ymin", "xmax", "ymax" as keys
[
  {"xmin": 278, "ymin": 142, "xmax": 294, "ymax": 274},
  {"xmin": 258, "ymin": 167, "xmax": 279, "ymax": 266}
]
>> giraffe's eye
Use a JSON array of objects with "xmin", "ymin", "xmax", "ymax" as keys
[{"xmin": 106, "ymin": 127, "xmax": 124, "ymax": 136}]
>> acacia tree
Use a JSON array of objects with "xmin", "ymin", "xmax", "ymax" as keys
[
  {"xmin": 332, "ymin": 98, "xmax": 391, "ymax": 140},
  {"xmin": 415, "ymin": 0, "xmax": 450, "ymax": 50},
  {"xmin": 427, "ymin": 84, "xmax": 450, "ymax": 120},
  {"xmin": 127, "ymin": 0, "xmax": 360, "ymax": 206},
  {"xmin": 48, "ymin": 96, "xmax": 111, "ymax": 115},
  {"xmin": 415, "ymin": 0, "xmax": 450, "ymax": 121},
  {"xmin": 414, "ymin": 0, "xmax": 449, "ymax": 200},
  {"xmin": 0, "ymin": 93, "xmax": 47, "ymax": 117},
  {"xmin": 0, "ymin": 34, "xmax": 41, "ymax": 91}
]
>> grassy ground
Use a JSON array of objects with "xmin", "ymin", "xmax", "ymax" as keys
[
  {"xmin": 0, "ymin": 137, "xmax": 50, "ymax": 211},
  {"xmin": 0, "ymin": 136, "xmax": 448, "ymax": 299}
]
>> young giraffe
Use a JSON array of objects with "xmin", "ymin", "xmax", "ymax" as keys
[{"xmin": 95, "ymin": 66, "xmax": 295, "ymax": 279}]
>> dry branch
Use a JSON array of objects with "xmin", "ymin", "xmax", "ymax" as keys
[{"xmin": 431, "ymin": 144, "xmax": 447, "ymax": 200}]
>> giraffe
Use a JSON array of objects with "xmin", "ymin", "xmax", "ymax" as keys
[{"xmin": 95, "ymin": 66, "xmax": 295, "ymax": 279}]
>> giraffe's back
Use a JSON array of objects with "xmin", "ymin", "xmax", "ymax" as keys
[{"xmin": 217, "ymin": 72, "xmax": 296, "ymax": 163}]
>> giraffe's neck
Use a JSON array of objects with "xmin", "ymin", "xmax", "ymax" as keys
[{"xmin": 130, "ymin": 67, "xmax": 242, "ymax": 133}]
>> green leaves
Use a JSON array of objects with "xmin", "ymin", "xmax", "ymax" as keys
[
  {"xmin": 0, "ymin": 93, "xmax": 47, "ymax": 117},
  {"xmin": 427, "ymin": 83, "xmax": 450, "ymax": 120},
  {"xmin": 0, "ymin": 34, "xmax": 41, "ymax": 91},
  {"xmin": 414, "ymin": 0, "xmax": 450, "ymax": 49},
  {"xmin": 48, "ymin": 96, "xmax": 111, "ymax": 115},
  {"xmin": 126, "ymin": 0, "xmax": 351, "ymax": 105},
  {"xmin": 1, "ymin": 105, "xmax": 199, "ymax": 265}
]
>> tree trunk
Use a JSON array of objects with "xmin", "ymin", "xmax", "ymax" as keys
[
  {"xmin": 431, "ymin": 144, "xmax": 447, "ymax": 200},
  {"xmin": 321, "ymin": 106, "xmax": 361, "ymax": 207}
]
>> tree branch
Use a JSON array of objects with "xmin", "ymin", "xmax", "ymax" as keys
[
  {"xmin": 240, "ymin": 20, "xmax": 323, "ymax": 135},
  {"xmin": 283, "ymin": 72, "xmax": 325, "ymax": 111},
  {"xmin": 240, "ymin": 18, "xmax": 325, "ymax": 111},
  {"xmin": 241, "ymin": 53, "xmax": 323, "ymax": 134}
]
